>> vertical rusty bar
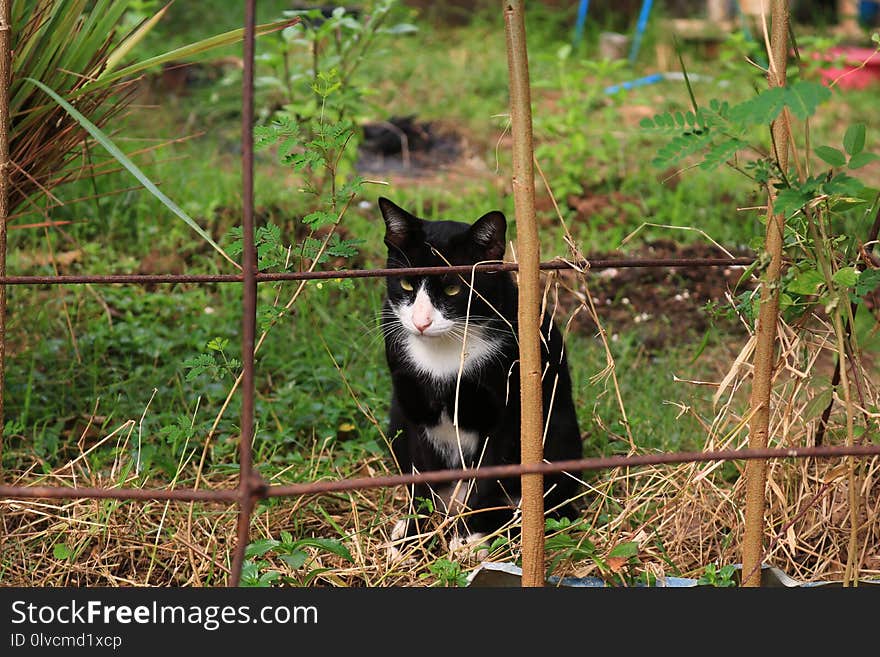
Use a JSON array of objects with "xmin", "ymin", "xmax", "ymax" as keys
[
  {"xmin": 229, "ymin": 0, "xmax": 258, "ymax": 587},
  {"xmin": 0, "ymin": 0, "xmax": 9, "ymax": 468},
  {"xmin": 741, "ymin": 0, "xmax": 790, "ymax": 588},
  {"xmin": 503, "ymin": 0, "xmax": 545, "ymax": 588}
]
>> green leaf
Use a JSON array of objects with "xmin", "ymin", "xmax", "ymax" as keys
[
  {"xmin": 545, "ymin": 533, "xmax": 577, "ymax": 551},
  {"xmin": 843, "ymin": 123, "xmax": 866, "ymax": 156},
  {"xmin": 182, "ymin": 354, "xmax": 218, "ymax": 381},
  {"xmin": 325, "ymin": 236, "xmax": 364, "ymax": 259},
  {"xmin": 855, "ymin": 268, "xmax": 880, "ymax": 301},
  {"xmin": 787, "ymin": 268, "xmax": 825, "ymax": 296},
  {"xmin": 302, "ymin": 210, "xmax": 337, "ymax": 226},
  {"xmin": 847, "ymin": 152, "xmax": 880, "ymax": 169},
  {"xmin": 53, "ymin": 543, "xmax": 72, "ymax": 560},
  {"xmin": 832, "ymin": 266, "xmax": 860, "ymax": 288},
  {"xmin": 245, "ymin": 539, "xmax": 280, "ymax": 558},
  {"xmin": 803, "ymin": 387, "xmax": 834, "ymax": 422},
  {"xmin": 729, "ymin": 86, "xmax": 787, "ymax": 126},
  {"xmin": 651, "ymin": 131, "xmax": 714, "ymax": 168},
  {"xmin": 239, "ymin": 561, "xmax": 262, "ymax": 585},
  {"xmin": 104, "ymin": 2, "xmax": 173, "ymax": 74},
  {"xmin": 258, "ymin": 570, "xmax": 281, "ymax": 586},
  {"xmin": 823, "ymin": 173, "xmax": 866, "ymax": 196},
  {"xmin": 773, "ymin": 187, "xmax": 811, "ymax": 217},
  {"xmin": 814, "ymin": 145, "xmax": 847, "ymax": 168},
  {"xmin": 207, "ymin": 337, "xmax": 229, "ymax": 353},
  {"xmin": 292, "ymin": 538, "xmax": 353, "ymax": 562},
  {"xmin": 280, "ymin": 550, "xmax": 309, "ymax": 570},
  {"xmin": 784, "ymin": 81, "xmax": 832, "ymax": 121},
  {"xmin": 24, "ymin": 78, "xmax": 237, "ymax": 269},
  {"xmin": 778, "ymin": 292, "xmax": 794, "ymax": 312},
  {"xmin": 608, "ymin": 541, "xmax": 640, "ymax": 559},
  {"xmin": 699, "ymin": 138, "xmax": 745, "ymax": 170}
]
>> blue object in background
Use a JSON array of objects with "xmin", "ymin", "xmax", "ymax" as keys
[
  {"xmin": 573, "ymin": 0, "xmax": 589, "ymax": 47},
  {"xmin": 572, "ymin": 0, "xmax": 652, "ymax": 59},
  {"xmin": 628, "ymin": 0, "xmax": 654, "ymax": 63},
  {"xmin": 860, "ymin": 0, "xmax": 880, "ymax": 25},
  {"xmin": 603, "ymin": 72, "xmax": 664, "ymax": 95}
]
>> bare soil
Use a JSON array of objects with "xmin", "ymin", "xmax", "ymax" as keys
[{"xmin": 578, "ymin": 239, "xmax": 756, "ymax": 352}]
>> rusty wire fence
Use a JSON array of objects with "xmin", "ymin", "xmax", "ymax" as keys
[{"xmin": 1, "ymin": 0, "xmax": 879, "ymax": 588}]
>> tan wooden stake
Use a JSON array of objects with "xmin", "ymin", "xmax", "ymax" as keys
[
  {"xmin": 0, "ymin": 0, "xmax": 10, "ymax": 468},
  {"xmin": 503, "ymin": 0, "xmax": 544, "ymax": 588},
  {"xmin": 741, "ymin": 0, "xmax": 790, "ymax": 588}
]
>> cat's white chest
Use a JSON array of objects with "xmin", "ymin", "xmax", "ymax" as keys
[
  {"xmin": 424, "ymin": 413, "xmax": 480, "ymax": 467},
  {"xmin": 403, "ymin": 329, "xmax": 498, "ymax": 380}
]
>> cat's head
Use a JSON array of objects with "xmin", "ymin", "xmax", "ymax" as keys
[{"xmin": 377, "ymin": 197, "xmax": 513, "ymax": 342}]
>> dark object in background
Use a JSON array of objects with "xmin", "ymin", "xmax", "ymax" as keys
[
  {"xmin": 361, "ymin": 115, "xmax": 433, "ymax": 156},
  {"xmin": 357, "ymin": 116, "xmax": 462, "ymax": 175}
]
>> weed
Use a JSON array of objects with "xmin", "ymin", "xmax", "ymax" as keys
[
  {"xmin": 697, "ymin": 563, "xmax": 737, "ymax": 587},
  {"xmin": 422, "ymin": 558, "xmax": 468, "ymax": 587},
  {"xmin": 241, "ymin": 531, "xmax": 354, "ymax": 587}
]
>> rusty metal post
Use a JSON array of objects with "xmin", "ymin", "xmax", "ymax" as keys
[
  {"xmin": 0, "ymin": 0, "xmax": 10, "ymax": 467},
  {"xmin": 229, "ymin": 0, "xmax": 259, "ymax": 587},
  {"xmin": 504, "ymin": 0, "xmax": 544, "ymax": 588},
  {"xmin": 741, "ymin": 0, "xmax": 791, "ymax": 588}
]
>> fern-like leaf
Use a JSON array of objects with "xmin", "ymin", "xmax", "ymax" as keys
[{"xmin": 699, "ymin": 138, "xmax": 746, "ymax": 170}]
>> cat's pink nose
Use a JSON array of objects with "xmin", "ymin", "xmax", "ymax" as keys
[{"xmin": 414, "ymin": 318, "xmax": 433, "ymax": 333}]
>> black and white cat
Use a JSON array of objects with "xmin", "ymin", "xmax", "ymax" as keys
[{"xmin": 377, "ymin": 197, "xmax": 583, "ymax": 552}]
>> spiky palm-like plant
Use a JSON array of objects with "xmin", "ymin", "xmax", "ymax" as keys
[
  {"xmin": 10, "ymin": 1, "xmax": 151, "ymax": 215},
  {"xmin": 9, "ymin": 0, "xmax": 292, "ymax": 219}
]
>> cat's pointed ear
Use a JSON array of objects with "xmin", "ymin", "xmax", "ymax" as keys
[
  {"xmin": 469, "ymin": 211, "xmax": 507, "ymax": 261},
  {"xmin": 378, "ymin": 197, "xmax": 419, "ymax": 249}
]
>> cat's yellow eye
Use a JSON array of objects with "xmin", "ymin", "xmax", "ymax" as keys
[
  {"xmin": 444, "ymin": 284, "xmax": 461, "ymax": 296},
  {"xmin": 400, "ymin": 278, "xmax": 414, "ymax": 291}
]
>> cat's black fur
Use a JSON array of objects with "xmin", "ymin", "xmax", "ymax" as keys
[{"xmin": 378, "ymin": 197, "xmax": 583, "ymax": 540}]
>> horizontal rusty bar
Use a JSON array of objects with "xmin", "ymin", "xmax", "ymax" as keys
[
  {"xmin": 0, "ymin": 486, "xmax": 240, "ymax": 502},
  {"xmin": 1, "ymin": 443, "xmax": 877, "ymax": 503},
  {"xmin": 0, "ymin": 257, "xmax": 755, "ymax": 286},
  {"xmin": 263, "ymin": 444, "xmax": 880, "ymax": 497}
]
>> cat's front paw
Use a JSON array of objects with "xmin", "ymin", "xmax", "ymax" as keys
[
  {"xmin": 449, "ymin": 532, "xmax": 489, "ymax": 562},
  {"xmin": 386, "ymin": 519, "xmax": 411, "ymax": 562}
]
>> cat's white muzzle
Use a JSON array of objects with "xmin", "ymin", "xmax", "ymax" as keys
[{"xmin": 398, "ymin": 287, "xmax": 455, "ymax": 337}]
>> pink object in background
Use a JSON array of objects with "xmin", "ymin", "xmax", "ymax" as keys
[{"xmin": 816, "ymin": 46, "xmax": 880, "ymax": 89}]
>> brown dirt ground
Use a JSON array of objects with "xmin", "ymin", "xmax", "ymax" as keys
[{"xmin": 566, "ymin": 238, "xmax": 756, "ymax": 352}]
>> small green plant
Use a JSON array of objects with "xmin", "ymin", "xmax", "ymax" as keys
[
  {"xmin": 257, "ymin": 1, "xmax": 416, "ymax": 125},
  {"xmin": 240, "ymin": 531, "xmax": 354, "ymax": 587},
  {"xmin": 544, "ymin": 518, "xmax": 642, "ymax": 586},
  {"xmin": 544, "ymin": 517, "xmax": 599, "ymax": 575},
  {"xmin": 421, "ymin": 558, "xmax": 468, "ymax": 587},
  {"xmin": 697, "ymin": 562, "xmax": 737, "ymax": 587},
  {"xmin": 183, "ymin": 337, "xmax": 242, "ymax": 382}
]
